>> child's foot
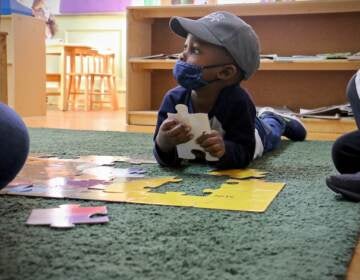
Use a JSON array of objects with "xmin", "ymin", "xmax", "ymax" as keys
[
  {"xmin": 258, "ymin": 107, "xmax": 307, "ymax": 141},
  {"xmin": 326, "ymin": 172, "xmax": 360, "ymax": 202}
]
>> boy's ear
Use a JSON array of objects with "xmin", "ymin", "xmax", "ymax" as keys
[{"xmin": 217, "ymin": 64, "xmax": 238, "ymax": 80}]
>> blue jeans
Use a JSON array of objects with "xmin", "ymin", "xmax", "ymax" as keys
[{"xmin": 255, "ymin": 115, "xmax": 285, "ymax": 154}]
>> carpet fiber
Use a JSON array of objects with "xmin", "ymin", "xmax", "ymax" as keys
[{"xmin": 1, "ymin": 128, "xmax": 359, "ymax": 280}]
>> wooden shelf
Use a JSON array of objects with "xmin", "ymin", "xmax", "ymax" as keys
[
  {"xmin": 127, "ymin": 0, "xmax": 360, "ymax": 128},
  {"xmin": 129, "ymin": 58, "xmax": 360, "ymax": 71},
  {"xmin": 0, "ymin": 32, "xmax": 7, "ymax": 104},
  {"xmin": 128, "ymin": 110, "xmax": 158, "ymax": 126},
  {"xmin": 0, "ymin": 15, "xmax": 46, "ymax": 117},
  {"xmin": 129, "ymin": 0, "xmax": 360, "ymax": 19}
]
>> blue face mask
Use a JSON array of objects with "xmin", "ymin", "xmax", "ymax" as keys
[{"xmin": 173, "ymin": 60, "xmax": 227, "ymax": 90}]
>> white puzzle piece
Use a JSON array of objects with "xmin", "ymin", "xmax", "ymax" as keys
[{"xmin": 167, "ymin": 104, "xmax": 218, "ymax": 161}]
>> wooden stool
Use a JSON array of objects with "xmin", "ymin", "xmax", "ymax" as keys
[
  {"xmin": 87, "ymin": 51, "xmax": 118, "ymax": 110},
  {"xmin": 66, "ymin": 48, "xmax": 96, "ymax": 110}
]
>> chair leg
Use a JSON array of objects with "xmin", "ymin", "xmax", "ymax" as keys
[
  {"xmin": 89, "ymin": 75, "xmax": 95, "ymax": 111},
  {"xmin": 109, "ymin": 76, "xmax": 118, "ymax": 110},
  {"xmin": 66, "ymin": 75, "xmax": 73, "ymax": 110},
  {"xmin": 100, "ymin": 76, "xmax": 105, "ymax": 110},
  {"xmin": 72, "ymin": 76, "xmax": 77, "ymax": 110},
  {"xmin": 84, "ymin": 75, "xmax": 89, "ymax": 111}
]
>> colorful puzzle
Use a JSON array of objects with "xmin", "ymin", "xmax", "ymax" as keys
[
  {"xmin": 26, "ymin": 204, "xmax": 109, "ymax": 228},
  {"xmin": 0, "ymin": 155, "xmax": 286, "ymax": 212},
  {"xmin": 1, "ymin": 155, "xmax": 147, "ymax": 198}
]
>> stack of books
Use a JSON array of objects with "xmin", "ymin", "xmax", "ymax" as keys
[
  {"xmin": 298, "ymin": 104, "xmax": 353, "ymax": 120},
  {"xmin": 260, "ymin": 52, "xmax": 360, "ymax": 61},
  {"xmin": 257, "ymin": 104, "xmax": 353, "ymax": 120}
]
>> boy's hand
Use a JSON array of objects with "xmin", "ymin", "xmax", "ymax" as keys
[
  {"xmin": 156, "ymin": 118, "xmax": 193, "ymax": 152},
  {"xmin": 196, "ymin": 130, "xmax": 225, "ymax": 159}
]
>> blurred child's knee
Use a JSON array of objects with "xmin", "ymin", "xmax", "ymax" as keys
[{"xmin": 0, "ymin": 103, "xmax": 29, "ymax": 189}]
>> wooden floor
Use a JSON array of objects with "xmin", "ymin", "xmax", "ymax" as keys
[
  {"xmin": 23, "ymin": 108, "xmax": 359, "ymax": 279},
  {"xmin": 23, "ymin": 109, "xmax": 155, "ymax": 134}
]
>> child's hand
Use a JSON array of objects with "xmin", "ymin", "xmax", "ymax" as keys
[
  {"xmin": 196, "ymin": 130, "xmax": 225, "ymax": 159},
  {"xmin": 156, "ymin": 118, "xmax": 193, "ymax": 152}
]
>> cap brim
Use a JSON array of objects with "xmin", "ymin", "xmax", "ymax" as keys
[{"xmin": 169, "ymin": 17, "xmax": 222, "ymax": 46}]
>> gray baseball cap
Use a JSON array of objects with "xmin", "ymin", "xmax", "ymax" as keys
[{"xmin": 169, "ymin": 11, "xmax": 260, "ymax": 80}]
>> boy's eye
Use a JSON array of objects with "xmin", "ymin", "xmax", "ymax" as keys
[
  {"xmin": 190, "ymin": 47, "xmax": 200, "ymax": 54},
  {"xmin": 193, "ymin": 48, "xmax": 200, "ymax": 54}
]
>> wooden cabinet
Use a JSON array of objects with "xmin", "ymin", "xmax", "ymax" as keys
[
  {"xmin": 0, "ymin": 14, "xmax": 46, "ymax": 116},
  {"xmin": 0, "ymin": 32, "xmax": 7, "ymax": 104},
  {"xmin": 126, "ymin": 0, "xmax": 360, "ymax": 126}
]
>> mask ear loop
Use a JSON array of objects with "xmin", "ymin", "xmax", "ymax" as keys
[
  {"xmin": 201, "ymin": 63, "xmax": 229, "ymax": 84},
  {"xmin": 202, "ymin": 63, "xmax": 233, "ymax": 70},
  {"xmin": 202, "ymin": 63, "xmax": 240, "ymax": 84}
]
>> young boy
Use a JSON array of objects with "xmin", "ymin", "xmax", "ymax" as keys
[{"xmin": 153, "ymin": 11, "xmax": 306, "ymax": 169}]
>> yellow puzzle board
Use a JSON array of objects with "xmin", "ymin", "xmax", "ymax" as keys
[{"xmin": 87, "ymin": 176, "xmax": 285, "ymax": 212}]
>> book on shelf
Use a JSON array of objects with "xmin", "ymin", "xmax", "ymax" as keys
[
  {"xmin": 348, "ymin": 52, "xmax": 360, "ymax": 61},
  {"xmin": 260, "ymin": 54, "xmax": 278, "ymax": 60},
  {"xmin": 260, "ymin": 52, "xmax": 360, "ymax": 62},
  {"xmin": 136, "ymin": 53, "xmax": 180, "ymax": 60},
  {"xmin": 256, "ymin": 104, "xmax": 354, "ymax": 120},
  {"xmin": 316, "ymin": 52, "xmax": 352, "ymax": 59},
  {"xmin": 274, "ymin": 55, "xmax": 326, "ymax": 62},
  {"xmin": 298, "ymin": 103, "xmax": 353, "ymax": 119}
]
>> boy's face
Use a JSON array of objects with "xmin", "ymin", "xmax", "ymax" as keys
[
  {"xmin": 181, "ymin": 34, "xmax": 233, "ymax": 67},
  {"xmin": 180, "ymin": 34, "xmax": 236, "ymax": 82}
]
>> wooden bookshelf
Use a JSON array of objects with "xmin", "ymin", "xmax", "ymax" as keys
[
  {"xmin": 0, "ymin": 32, "xmax": 7, "ymax": 104},
  {"xmin": 126, "ymin": 0, "xmax": 360, "ymax": 126},
  {"xmin": 0, "ymin": 15, "xmax": 46, "ymax": 117}
]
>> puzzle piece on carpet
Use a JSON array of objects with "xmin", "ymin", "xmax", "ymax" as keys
[
  {"xmin": 208, "ymin": 169, "xmax": 267, "ymax": 179},
  {"xmin": 26, "ymin": 204, "xmax": 109, "ymax": 228},
  {"xmin": 167, "ymin": 104, "xmax": 217, "ymax": 162}
]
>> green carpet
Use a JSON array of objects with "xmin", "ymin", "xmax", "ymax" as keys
[{"xmin": 1, "ymin": 128, "xmax": 359, "ymax": 280}]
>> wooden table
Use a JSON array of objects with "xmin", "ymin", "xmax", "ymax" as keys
[
  {"xmin": 0, "ymin": 32, "xmax": 7, "ymax": 104},
  {"xmin": 46, "ymin": 44, "xmax": 94, "ymax": 111}
]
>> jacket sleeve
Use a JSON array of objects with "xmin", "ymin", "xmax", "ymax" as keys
[
  {"xmin": 211, "ymin": 96, "xmax": 256, "ymax": 169},
  {"xmin": 153, "ymin": 92, "xmax": 182, "ymax": 167}
]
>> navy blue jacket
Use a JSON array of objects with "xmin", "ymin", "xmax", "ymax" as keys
[{"xmin": 153, "ymin": 84, "xmax": 256, "ymax": 169}]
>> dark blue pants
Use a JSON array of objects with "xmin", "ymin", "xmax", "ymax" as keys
[{"xmin": 332, "ymin": 72, "xmax": 360, "ymax": 174}]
